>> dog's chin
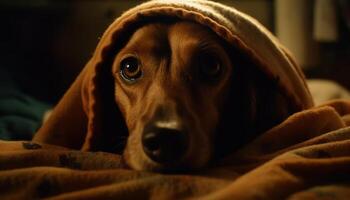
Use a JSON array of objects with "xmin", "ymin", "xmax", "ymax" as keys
[
  {"xmin": 123, "ymin": 143, "xmax": 212, "ymax": 173},
  {"xmin": 125, "ymin": 156, "xmax": 210, "ymax": 173}
]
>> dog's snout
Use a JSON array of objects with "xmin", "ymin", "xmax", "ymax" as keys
[{"xmin": 142, "ymin": 127, "xmax": 188, "ymax": 163}]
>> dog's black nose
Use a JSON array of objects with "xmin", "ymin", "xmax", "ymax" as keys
[{"xmin": 142, "ymin": 128, "xmax": 188, "ymax": 163}]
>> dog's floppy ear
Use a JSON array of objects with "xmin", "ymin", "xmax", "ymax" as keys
[
  {"xmin": 214, "ymin": 48, "xmax": 297, "ymax": 158},
  {"xmin": 33, "ymin": 57, "xmax": 128, "ymax": 154},
  {"xmin": 32, "ymin": 66, "xmax": 90, "ymax": 149},
  {"xmin": 81, "ymin": 57, "xmax": 128, "ymax": 153}
]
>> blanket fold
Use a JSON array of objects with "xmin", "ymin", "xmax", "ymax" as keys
[{"xmin": 1, "ymin": 100, "xmax": 350, "ymax": 199}]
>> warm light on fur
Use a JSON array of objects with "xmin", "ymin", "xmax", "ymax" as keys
[{"xmin": 112, "ymin": 22, "xmax": 232, "ymax": 171}]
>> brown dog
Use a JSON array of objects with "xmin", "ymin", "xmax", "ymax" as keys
[{"xmin": 112, "ymin": 21, "xmax": 294, "ymax": 172}]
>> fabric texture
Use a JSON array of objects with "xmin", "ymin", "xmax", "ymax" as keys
[
  {"xmin": 0, "ymin": 68, "xmax": 51, "ymax": 140},
  {"xmin": 1, "ymin": 100, "xmax": 350, "ymax": 199}
]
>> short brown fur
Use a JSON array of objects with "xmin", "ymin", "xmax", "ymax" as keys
[{"xmin": 112, "ymin": 21, "xmax": 294, "ymax": 171}]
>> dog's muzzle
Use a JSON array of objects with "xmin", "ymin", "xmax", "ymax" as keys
[{"xmin": 142, "ymin": 122, "xmax": 188, "ymax": 164}]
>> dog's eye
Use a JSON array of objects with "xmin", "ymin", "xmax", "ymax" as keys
[
  {"xmin": 199, "ymin": 56, "xmax": 222, "ymax": 82},
  {"xmin": 120, "ymin": 56, "xmax": 142, "ymax": 83}
]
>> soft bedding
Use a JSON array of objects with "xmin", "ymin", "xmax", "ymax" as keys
[
  {"xmin": 1, "ymin": 0, "xmax": 350, "ymax": 199},
  {"xmin": 1, "ymin": 100, "xmax": 350, "ymax": 199}
]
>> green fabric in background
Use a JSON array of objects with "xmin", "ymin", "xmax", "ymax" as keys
[{"xmin": 0, "ymin": 67, "xmax": 51, "ymax": 140}]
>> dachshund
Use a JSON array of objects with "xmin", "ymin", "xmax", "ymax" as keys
[{"xmin": 112, "ymin": 21, "xmax": 294, "ymax": 172}]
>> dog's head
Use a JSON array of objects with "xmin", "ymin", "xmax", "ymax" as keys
[
  {"xmin": 111, "ymin": 21, "xmax": 293, "ymax": 172},
  {"xmin": 112, "ymin": 22, "xmax": 233, "ymax": 171}
]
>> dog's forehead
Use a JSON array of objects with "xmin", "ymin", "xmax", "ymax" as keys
[
  {"xmin": 123, "ymin": 24, "xmax": 168, "ymax": 52},
  {"xmin": 125, "ymin": 22, "xmax": 222, "ymax": 51}
]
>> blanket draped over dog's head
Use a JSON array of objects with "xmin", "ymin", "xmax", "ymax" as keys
[{"xmin": 33, "ymin": 0, "xmax": 314, "ymax": 153}]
